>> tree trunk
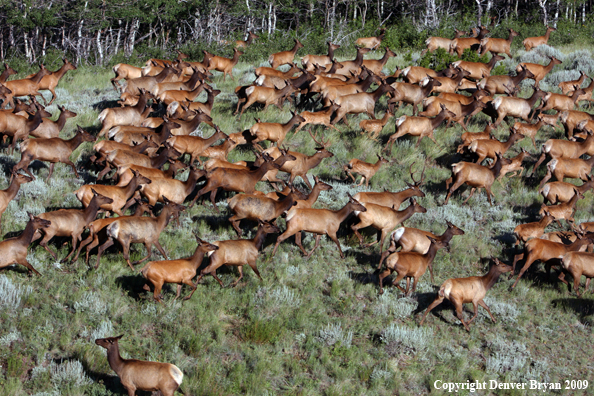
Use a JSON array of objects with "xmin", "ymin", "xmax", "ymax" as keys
[
  {"xmin": 538, "ymin": 0, "xmax": 548, "ymax": 25},
  {"xmin": 554, "ymin": 0, "xmax": 559, "ymax": 27},
  {"xmin": 476, "ymin": 0, "xmax": 483, "ymax": 26},
  {"xmin": 97, "ymin": 30, "xmax": 103, "ymax": 65},
  {"xmin": 24, "ymin": 32, "xmax": 32, "ymax": 64}
]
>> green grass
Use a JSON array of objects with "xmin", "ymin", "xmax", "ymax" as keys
[{"xmin": 1, "ymin": 44, "xmax": 594, "ymax": 395}]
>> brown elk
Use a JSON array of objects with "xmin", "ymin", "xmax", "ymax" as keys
[
  {"xmin": 249, "ymin": 111, "xmax": 305, "ymax": 149},
  {"xmin": 23, "ymin": 58, "xmax": 76, "ymax": 105},
  {"xmin": 362, "ymin": 47, "xmax": 397, "ymax": 75},
  {"xmin": 301, "ymin": 42, "xmax": 341, "ymax": 72},
  {"xmin": 451, "ymin": 55, "xmax": 505, "ymax": 80},
  {"xmin": 449, "ymin": 26, "xmax": 490, "ymax": 56},
  {"xmin": 139, "ymin": 167, "xmax": 205, "ymax": 206},
  {"xmin": 530, "ymin": 133, "xmax": 594, "ymax": 176},
  {"xmin": 559, "ymin": 110, "xmax": 594, "ymax": 138},
  {"xmin": 97, "ymin": 89, "xmax": 153, "ymax": 137},
  {"xmin": 319, "ymin": 69, "xmax": 380, "ymax": 106},
  {"xmin": 157, "ymin": 83, "xmax": 207, "ymax": 106},
  {"xmin": 540, "ymin": 175, "xmax": 594, "ymax": 204},
  {"xmin": 141, "ymin": 235, "xmax": 219, "ymax": 302},
  {"xmin": 295, "ymin": 103, "xmax": 340, "ymax": 132},
  {"xmin": 479, "ymin": 28, "xmax": 519, "ymax": 57},
  {"xmin": 235, "ymin": 31, "xmax": 259, "ymax": 48},
  {"xmin": 332, "ymin": 83, "xmax": 395, "ymax": 127},
  {"xmin": 468, "ymin": 131, "xmax": 524, "ymax": 164},
  {"xmin": 400, "ymin": 66, "xmax": 454, "ymax": 84},
  {"xmin": 185, "ymin": 87, "xmax": 221, "ymax": 116},
  {"xmin": 166, "ymin": 126, "xmax": 227, "ymax": 166},
  {"xmin": 385, "ymin": 104, "xmax": 455, "ymax": 150},
  {"xmin": 271, "ymin": 193, "xmax": 366, "ymax": 259},
  {"xmin": 511, "ymin": 119, "xmax": 547, "ymax": 147},
  {"xmin": 254, "ymin": 64, "xmax": 299, "ymax": 79},
  {"xmin": 539, "ymin": 87, "xmax": 585, "ymax": 112},
  {"xmin": 201, "ymin": 136, "xmax": 238, "ymax": 161},
  {"xmin": 429, "ymin": 68, "xmax": 472, "ymax": 94},
  {"xmin": 13, "ymin": 125, "xmax": 95, "ymax": 180},
  {"xmin": 107, "ymin": 197, "xmax": 185, "ymax": 269},
  {"xmin": 538, "ymin": 189, "xmax": 582, "ymax": 227},
  {"xmin": 101, "ymin": 147, "xmax": 180, "ymax": 181},
  {"xmin": 0, "ymin": 104, "xmax": 52, "ymax": 153},
  {"xmin": 236, "ymin": 84, "xmax": 296, "ymax": 119},
  {"xmin": 153, "ymin": 67, "xmax": 205, "ymax": 96},
  {"xmin": 207, "ymin": 48, "xmax": 243, "ymax": 81},
  {"xmin": 378, "ymin": 237, "xmax": 448, "ymax": 295},
  {"xmin": 498, "ymin": 148, "xmax": 535, "ymax": 181},
  {"xmin": 196, "ymin": 221, "xmax": 280, "ymax": 287},
  {"xmin": 75, "ymin": 170, "xmax": 151, "ymax": 216},
  {"xmin": 354, "ymin": 164, "xmax": 425, "ymax": 208},
  {"xmin": 0, "ymin": 171, "xmax": 33, "ymax": 234},
  {"xmin": 516, "ymin": 56, "xmax": 562, "ymax": 88},
  {"xmin": 419, "ymin": 258, "xmax": 513, "ymax": 331},
  {"xmin": 490, "ymin": 87, "xmax": 546, "ymax": 126},
  {"xmin": 333, "ymin": 47, "xmax": 371, "ymax": 77},
  {"xmin": 33, "ymin": 189, "xmax": 114, "ymax": 262},
  {"xmin": 343, "ymin": 155, "xmax": 389, "ymax": 187},
  {"xmin": 291, "ymin": 176, "xmax": 333, "ymax": 209},
  {"xmin": 3, "ymin": 64, "xmax": 50, "ymax": 107},
  {"xmin": 95, "ymin": 335, "xmax": 183, "ymax": 396},
  {"xmin": 355, "ymin": 28, "xmax": 385, "ymax": 50},
  {"xmin": 29, "ymin": 105, "xmax": 77, "ymax": 139},
  {"xmin": 457, "ymin": 123, "xmax": 496, "ymax": 153},
  {"xmin": 269, "ymin": 39, "xmax": 304, "ymax": 69},
  {"xmin": 560, "ymin": 251, "xmax": 594, "ymax": 296},
  {"xmin": 111, "ymin": 64, "xmax": 143, "ymax": 91},
  {"xmin": 559, "ymin": 71, "xmax": 587, "ymax": 95},
  {"xmin": 0, "ymin": 213, "xmax": 50, "ymax": 276},
  {"xmin": 388, "ymin": 78, "xmax": 442, "ymax": 115},
  {"xmin": 510, "ymin": 233, "xmax": 594, "ymax": 289},
  {"xmin": 422, "ymin": 28, "xmax": 468, "ymax": 55},
  {"xmin": 513, "ymin": 212, "xmax": 555, "ymax": 247},
  {"xmin": 108, "ymin": 118, "xmax": 180, "ymax": 146},
  {"xmin": 539, "ymin": 155, "xmax": 594, "ymax": 189},
  {"xmin": 523, "ymin": 26, "xmax": 556, "ymax": 51},
  {"xmin": 360, "ymin": 109, "xmax": 393, "ymax": 140},
  {"xmin": 444, "ymin": 153, "xmax": 511, "ymax": 206},
  {"xmin": 379, "ymin": 221, "xmax": 465, "ymax": 281},
  {"xmin": 478, "ymin": 65, "xmax": 534, "ymax": 96},
  {"xmin": 351, "ymin": 198, "xmax": 427, "ymax": 253},
  {"xmin": 419, "ymin": 96, "xmax": 487, "ymax": 130},
  {"xmin": 122, "ymin": 64, "xmax": 180, "ymax": 96},
  {"xmin": 0, "ymin": 63, "xmax": 16, "ymax": 83},
  {"xmin": 115, "ymin": 160, "xmax": 186, "ymax": 188}
]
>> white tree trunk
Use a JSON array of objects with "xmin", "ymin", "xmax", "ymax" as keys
[
  {"xmin": 554, "ymin": 0, "xmax": 559, "ymax": 27},
  {"xmin": 538, "ymin": 0, "xmax": 548, "ymax": 25}
]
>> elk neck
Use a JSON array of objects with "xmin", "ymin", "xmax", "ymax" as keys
[
  {"xmin": 252, "ymin": 226, "xmax": 271, "ymax": 251},
  {"xmin": 150, "ymin": 148, "xmax": 176, "ymax": 169},
  {"xmin": 5, "ymin": 177, "xmax": 26, "ymax": 201},
  {"xmin": 26, "ymin": 110, "xmax": 45, "ymax": 132},
  {"xmin": 21, "ymin": 218, "xmax": 43, "ymax": 245},
  {"xmin": 482, "ymin": 264, "xmax": 507, "ymax": 291},
  {"xmin": 105, "ymin": 341, "xmax": 127, "ymax": 377}
]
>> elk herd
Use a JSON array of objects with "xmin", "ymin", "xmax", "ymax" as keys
[{"xmin": 1, "ymin": 24, "xmax": 594, "ymax": 394}]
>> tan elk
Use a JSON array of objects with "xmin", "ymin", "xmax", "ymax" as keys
[
  {"xmin": 523, "ymin": 26, "xmax": 556, "ymax": 50},
  {"xmin": 360, "ymin": 109, "xmax": 393, "ymax": 140},
  {"xmin": 166, "ymin": 126, "xmax": 227, "ymax": 166},
  {"xmin": 30, "ymin": 105, "xmax": 77, "ymax": 139},
  {"xmin": 249, "ymin": 111, "xmax": 305, "ymax": 149},
  {"xmin": 97, "ymin": 89, "xmax": 153, "ymax": 137},
  {"xmin": 479, "ymin": 28, "xmax": 519, "ymax": 57},
  {"xmin": 24, "ymin": 58, "xmax": 76, "ymax": 105},
  {"xmin": 385, "ymin": 104, "xmax": 455, "ymax": 149},
  {"xmin": 516, "ymin": 56, "xmax": 562, "ymax": 88},
  {"xmin": 268, "ymin": 39, "xmax": 304, "ymax": 69},
  {"xmin": 540, "ymin": 175, "xmax": 594, "ymax": 204},
  {"xmin": 560, "ymin": 251, "xmax": 594, "ymax": 296},
  {"xmin": 355, "ymin": 28, "xmax": 385, "ymax": 50},
  {"xmin": 207, "ymin": 48, "xmax": 243, "ymax": 81},
  {"xmin": 0, "ymin": 171, "xmax": 33, "ymax": 234},
  {"xmin": 353, "ymin": 164, "xmax": 425, "ymax": 208},
  {"xmin": 0, "ymin": 213, "xmax": 51, "ymax": 276},
  {"xmin": 490, "ymin": 87, "xmax": 546, "ymax": 126},
  {"xmin": 451, "ymin": 55, "xmax": 505, "ymax": 80},
  {"xmin": 513, "ymin": 212, "xmax": 555, "ymax": 246},
  {"xmin": 343, "ymin": 155, "xmax": 389, "ymax": 187},
  {"xmin": 468, "ymin": 131, "xmax": 524, "ymax": 164},
  {"xmin": 301, "ymin": 42, "xmax": 341, "ymax": 72}
]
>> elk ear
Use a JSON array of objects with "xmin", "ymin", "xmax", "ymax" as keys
[
  {"xmin": 446, "ymin": 220, "xmax": 453, "ymax": 227},
  {"xmin": 115, "ymin": 334, "xmax": 124, "ymax": 340},
  {"xmin": 91, "ymin": 188, "xmax": 99, "ymax": 196},
  {"xmin": 28, "ymin": 212, "xmax": 34, "ymax": 220},
  {"xmin": 162, "ymin": 195, "xmax": 171, "ymax": 204}
]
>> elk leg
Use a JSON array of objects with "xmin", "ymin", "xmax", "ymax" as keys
[
  {"xmin": 248, "ymin": 259, "xmax": 262, "ymax": 281},
  {"xmin": 228, "ymin": 216, "xmax": 243, "ymax": 237},
  {"xmin": 174, "ymin": 284, "xmax": 183, "ymax": 300},
  {"xmin": 419, "ymin": 294, "xmax": 445, "ymax": 325},
  {"xmin": 306, "ymin": 234, "xmax": 323, "ymax": 259},
  {"xmin": 271, "ymin": 228, "xmax": 298, "ymax": 257},
  {"xmin": 351, "ymin": 220, "xmax": 372, "ymax": 245},
  {"xmin": 378, "ymin": 268, "xmax": 393, "ymax": 294},
  {"xmin": 462, "ymin": 188, "xmax": 477, "ymax": 205},
  {"xmin": 511, "ymin": 252, "xmax": 524, "ymax": 276},
  {"xmin": 74, "ymin": 233, "xmax": 94, "ymax": 263},
  {"xmin": 95, "ymin": 238, "xmax": 115, "ymax": 269},
  {"xmin": 61, "ymin": 234, "xmax": 80, "ymax": 263},
  {"xmin": 328, "ymin": 232, "xmax": 344, "ymax": 259},
  {"xmin": 511, "ymin": 258, "xmax": 536, "ymax": 289},
  {"xmin": 294, "ymin": 231, "xmax": 310, "ymax": 256},
  {"xmin": 584, "ymin": 277, "xmax": 591, "ymax": 296},
  {"xmin": 210, "ymin": 190, "xmax": 220, "ymax": 213},
  {"xmin": 153, "ymin": 282, "xmax": 164, "ymax": 303},
  {"xmin": 452, "ymin": 298, "xmax": 470, "ymax": 331},
  {"xmin": 39, "ymin": 235, "xmax": 58, "ymax": 260},
  {"xmin": 428, "ymin": 261, "xmax": 435, "ymax": 284},
  {"xmin": 346, "ymin": 171, "xmax": 356, "ymax": 184},
  {"xmin": 97, "ymin": 164, "xmax": 113, "ymax": 180},
  {"xmin": 230, "ymin": 266, "xmax": 244, "ymax": 287},
  {"xmin": 484, "ymin": 186, "xmax": 494, "ymax": 206},
  {"xmin": 17, "ymin": 258, "xmax": 40, "ymax": 276},
  {"xmin": 477, "ymin": 300, "xmax": 496, "ymax": 323},
  {"xmin": 183, "ymin": 280, "xmax": 198, "ymax": 301},
  {"xmin": 357, "ymin": 176, "xmax": 366, "ymax": 187},
  {"xmin": 391, "ymin": 271, "xmax": 407, "ymax": 294}
]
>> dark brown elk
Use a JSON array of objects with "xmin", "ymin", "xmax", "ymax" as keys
[
  {"xmin": 560, "ymin": 251, "xmax": 594, "ymax": 296},
  {"xmin": 0, "ymin": 63, "xmax": 17, "ymax": 83},
  {"xmin": 301, "ymin": 42, "xmax": 341, "ymax": 72},
  {"xmin": 355, "ymin": 28, "xmax": 385, "ymax": 50},
  {"xmin": 510, "ymin": 233, "xmax": 594, "ymax": 289},
  {"xmin": 559, "ymin": 71, "xmax": 587, "ymax": 95},
  {"xmin": 444, "ymin": 153, "xmax": 511, "ymax": 206},
  {"xmin": 351, "ymin": 198, "xmax": 427, "ymax": 253},
  {"xmin": 419, "ymin": 258, "xmax": 513, "ymax": 331},
  {"xmin": 332, "ymin": 83, "xmax": 395, "ymax": 127},
  {"xmin": 343, "ymin": 155, "xmax": 389, "ymax": 187},
  {"xmin": 166, "ymin": 127, "xmax": 227, "ymax": 165},
  {"xmin": 97, "ymin": 89, "xmax": 153, "ymax": 137},
  {"xmin": 451, "ymin": 55, "xmax": 505, "ymax": 80},
  {"xmin": 111, "ymin": 63, "xmax": 143, "ymax": 91},
  {"xmin": 468, "ymin": 131, "xmax": 524, "ymax": 164},
  {"xmin": 523, "ymin": 26, "xmax": 556, "ymax": 50},
  {"xmin": 269, "ymin": 39, "xmax": 304, "ymax": 69},
  {"xmin": 540, "ymin": 175, "xmax": 594, "ymax": 204},
  {"xmin": 0, "ymin": 213, "xmax": 50, "ymax": 276},
  {"xmin": 23, "ymin": 58, "xmax": 76, "ymax": 105},
  {"xmin": 14, "ymin": 125, "xmax": 95, "ymax": 180},
  {"xmin": 490, "ymin": 87, "xmax": 546, "ymax": 126},
  {"xmin": 0, "ymin": 171, "xmax": 33, "ymax": 234},
  {"xmin": 385, "ymin": 104, "xmax": 455, "ymax": 149},
  {"xmin": 249, "ymin": 111, "xmax": 305, "ymax": 149},
  {"xmin": 479, "ymin": 28, "xmax": 519, "ymax": 57},
  {"xmin": 141, "ymin": 235, "xmax": 219, "ymax": 302},
  {"xmin": 207, "ymin": 48, "xmax": 243, "ymax": 81},
  {"xmin": 516, "ymin": 56, "xmax": 562, "ymax": 88},
  {"xmin": 33, "ymin": 189, "xmax": 114, "ymax": 262},
  {"xmin": 353, "ymin": 164, "xmax": 425, "ymax": 208},
  {"xmin": 107, "ymin": 197, "xmax": 185, "ymax": 269},
  {"xmin": 271, "ymin": 194, "xmax": 366, "ymax": 259},
  {"xmin": 513, "ymin": 212, "xmax": 554, "ymax": 247},
  {"xmin": 95, "ymin": 335, "xmax": 183, "ymax": 396},
  {"xmin": 29, "ymin": 105, "xmax": 77, "ymax": 139},
  {"xmin": 139, "ymin": 167, "xmax": 205, "ymax": 206},
  {"xmin": 196, "ymin": 222, "xmax": 280, "ymax": 287},
  {"xmin": 478, "ymin": 65, "xmax": 534, "ymax": 96},
  {"xmin": 3, "ymin": 64, "xmax": 50, "ymax": 107},
  {"xmin": 378, "ymin": 237, "xmax": 448, "ymax": 295}
]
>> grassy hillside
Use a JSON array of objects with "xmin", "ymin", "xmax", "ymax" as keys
[{"xmin": 0, "ymin": 44, "xmax": 593, "ymax": 395}]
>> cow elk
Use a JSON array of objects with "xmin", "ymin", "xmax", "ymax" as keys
[
  {"xmin": 468, "ymin": 131, "xmax": 524, "ymax": 164},
  {"xmin": 559, "ymin": 71, "xmax": 587, "ymax": 95},
  {"xmin": 343, "ymin": 155, "xmax": 389, "ymax": 187},
  {"xmin": 355, "ymin": 28, "xmax": 385, "ymax": 50},
  {"xmin": 0, "ymin": 171, "xmax": 33, "ymax": 234},
  {"xmin": 560, "ymin": 251, "xmax": 594, "ymax": 296},
  {"xmin": 0, "ymin": 213, "xmax": 51, "ymax": 276},
  {"xmin": 540, "ymin": 175, "xmax": 594, "ymax": 204},
  {"xmin": 353, "ymin": 164, "xmax": 425, "ymax": 208},
  {"xmin": 30, "ymin": 105, "xmax": 77, "ymax": 139},
  {"xmin": 490, "ymin": 87, "xmax": 545, "ymax": 126},
  {"xmin": 479, "ymin": 28, "xmax": 519, "ymax": 57},
  {"xmin": 249, "ymin": 111, "xmax": 305, "ymax": 149},
  {"xmin": 516, "ymin": 56, "xmax": 562, "ymax": 88},
  {"xmin": 523, "ymin": 26, "xmax": 556, "ymax": 51},
  {"xmin": 207, "ymin": 48, "xmax": 243, "ymax": 81},
  {"xmin": 385, "ymin": 104, "xmax": 455, "ymax": 150},
  {"xmin": 513, "ymin": 212, "xmax": 554, "ymax": 246},
  {"xmin": 269, "ymin": 39, "xmax": 304, "ymax": 69},
  {"xmin": 360, "ymin": 109, "xmax": 393, "ymax": 140},
  {"xmin": 166, "ymin": 126, "xmax": 227, "ymax": 166}
]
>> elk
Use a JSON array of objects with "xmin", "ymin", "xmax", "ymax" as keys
[
  {"xmin": 166, "ymin": 126, "xmax": 227, "ymax": 166},
  {"xmin": 319, "ymin": 69, "xmax": 380, "ymax": 106},
  {"xmin": 0, "ymin": 63, "xmax": 16, "ymax": 83},
  {"xmin": 510, "ymin": 233, "xmax": 594, "ymax": 289},
  {"xmin": 111, "ymin": 64, "xmax": 143, "ymax": 91},
  {"xmin": 0, "ymin": 213, "xmax": 50, "ymax": 276},
  {"xmin": 457, "ymin": 123, "xmax": 496, "ymax": 153},
  {"xmin": 429, "ymin": 68, "xmax": 472, "ymax": 94},
  {"xmin": 0, "ymin": 103, "xmax": 52, "ymax": 153},
  {"xmin": 122, "ymin": 65, "xmax": 180, "ymax": 96},
  {"xmin": 478, "ymin": 65, "xmax": 535, "ymax": 96},
  {"xmin": 196, "ymin": 221, "xmax": 280, "ymax": 287},
  {"xmin": 490, "ymin": 87, "xmax": 546, "ymax": 126},
  {"xmin": 75, "ymin": 170, "xmax": 152, "ymax": 216},
  {"xmin": 249, "ymin": 111, "xmax": 305, "ymax": 149},
  {"xmin": 0, "ymin": 171, "xmax": 32, "ymax": 234},
  {"xmin": 560, "ymin": 251, "xmax": 594, "ymax": 296},
  {"xmin": 97, "ymin": 89, "xmax": 153, "ymax": 137},
  {"xmin": 422, "ymin": 28, "xmax": 468, "ymax": 55},
  {"xmin": 153, "ymin": 67, "xmax": 205, "ymax": 96},
  {"xmin": 378, "ymin": 237, "xmax": 448, "ymax": 295},
  {"xmin": 379, "ymin": 221, "xmax": 465, "ymax": 281},
  {"xmin": 479, "ymin": 28, "xmax": 519, "ymax": 57},
  {"xmin": 95, "ymin": 335, "xmax": 183, "ymax": 396},
  {"xmin": 353, "ymin": 164, "xmax": 425, "ymax": 208},
  {"xmin": 360, "ymin": 109, "xmax": 393, "ymax": 140},
  {"xmin": 207, "ymin": 48, "xmax": 243, "ymax": 81},
  {"xmin": 108, "ymin": 118, "xmax": 180, "ymax": 146},
  {"xmin": 157, "ymin": 83, "xmax": 207, "ymax": 106},
  {"xmin": 333, "ymin": 47, "xmax": 371, "ymax": 77},
  {"xmin": 33, "ymin": 189, "xmax": 114, "ymax": 262},
  {"xmin": 388, "ymin": 78, "xmax": 442, "ymax": 115},
  {"xmin": 271, "ymin": 193, "xmax": 366, "ymax": 259},
  {"xmin": 141, "ymin": 235, "xmax": 219, "ymax": 302},
  {"xmin": 295, "ymin": 103, "xmax": 340, "ymax": 132},
  {"xmin": 351, "ymin": 198, "xmax": 427, "ymax": 253},
  {"xmin": 449, "ymin": 26, "xmax": 489, "ymax": 56},
  {"xmin": 139, "ymin": 167, "xmax": 205, "ymax": 206},
  {"xmin": 419, "ymin": 258, "xmax": 513, "ymax": 331},
  {"xmin": 269, "ymin": 39, "xmax": 304, "ymax": 69},
  {"xmin": 444, "ymin": 153, "xmax": 511, "ymax": 206},
  {"xmin": 343, "ymin": 155, "xmax": 389, "ymax": 187},
  {"xmin": 530, "ymin": 134, "xmax": 594, "ymax": 176},
  {"xmin": 523, "ymin": 26, "xmax": 557, "ymax": 51},
  {"xmin": 539, "ymin": 189, "xmax": 582, "ymax": 227},
  {"xmin": 468, "ymin": 131, "xmax": 524, "ymax": 164},
  {"xmin": 301, "ymin": 42, "xmax": 341, "ymax": 72},
  {"xmin": 107, "ymin": 197, "xmax": 185, "ymax": 269},
  {"xmin": 419, "ymin": 96, "xmax": 487, "ymax": 130},
  {"xmin": 539, "ymin": 155, "xmax": 594, "ymax": 188},
  {"xmin": 291, "ymin": 176, "xmax": 333, "ymax": 208},
  {"xmin": 516, "ymin": 56, "xmax": 562, "ymax": 88},
  {"xmin": 560, "ymin": 110, "xmax": 594, "ymax": 138},
  {"xmin": 101, "ymin": 147, "xmax": 180, "ymax": 181},
  {"xmin": 201, "ymin": 136, "xmax": 238, "ymax": 161},
  {"xmin": 254, "ymin": 64, "xmax": 299, "ymax": 79},
  {"xmin": 332, "ymin": 84, "xmax": 395, "ymax": 127},
  {"xmin": 115, "ymin": 160, "xmax": 186, "ymax": 188},
  {"xmin": 539, "ymin": 87, "xmax": 585, "ymax": 112},
  {"xmin": 23, "ymin": 58, "xmax": 76, "ymax": 105},
  {"xmin": 540, "ymin": 175, "xmax": 594, "ymax": 204},
  {"xmin": 362, "ymin": 47, "xmax": 397, "ymax": 75},
  {"xmin": 236, "ymin": 84, "xmax": 296, "ymax": 119},
  {"xmin": 385, "ymin": 104, "xmax": 455, "ymax": 150},
  {"xmin": 511, "ymin": 119, "xmax": 547, "ymax": 147},
  {"xmin": 190, "ymin": 155, "xmax": 281, "ymax": 211},
  {"xmin": 513, "ymin": 212, "xmax": 555, "ymax": 246},
  {"xmin": 29, "ymin": 105, "xmax": 77, "ymax": 139},
  {"xmin": 186, "ymin": 87, "xmax": 221, "ymax": 116},
  {"xmin": 451, "ymin": 54, "xmax": 505, "ymax": 80},
  {"xmin": 3, "ymin": 64, "xmax": 50, "ymax": 106},
  {"xmin": 498, "ymin": 148, "xmax": 535, "ymax": 181},
  {"xmin": 236, "ymin": 31, "xmax": 259, "ymax": 48},
  {"xmin": 400, "ymin": 66, "xmax": 453, "ymax": 84},
  {"xmin": 13, "ymin": 125, "xmax": 95, "ymax": 180},
  {"xmin": 227, "ymin": 190, "xmax": 300, "ymax": 236},
  {"xmin": 355, "ymin": 28, "xmax": 385, "ymax": 50},
  {"xmin": 559, "ymin": 71, "xmax": 587, "ymax": 95}
]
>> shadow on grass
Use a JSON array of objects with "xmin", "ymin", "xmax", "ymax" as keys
[
  {"xmin": 91, "ymin": 99, "xmax": 120, "ymax": 113},
  {"xmin": 552, "ymin": 298, "xmax": 594, "ymax": 322}
]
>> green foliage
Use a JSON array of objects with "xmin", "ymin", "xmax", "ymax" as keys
[
  {"xmin": 417, "ymin": 48, "xmax": 458, "ymax": 71},
  {"xmin": 240, "ymin": 317, "xmax": 283, "ymax": 345}
]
